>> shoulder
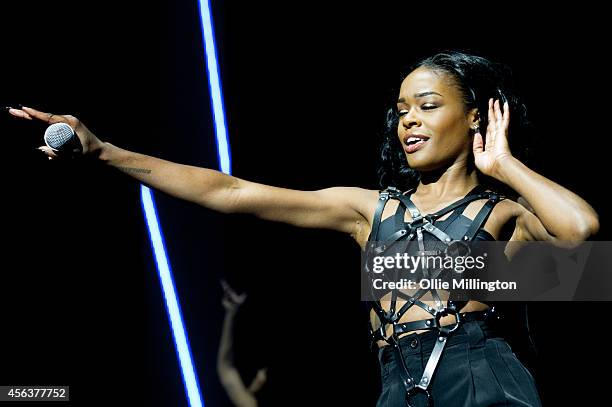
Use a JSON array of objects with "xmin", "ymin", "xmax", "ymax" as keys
[
  {"xmin": 334, "ymin": 187, "xmax": 398, "ymax": 249},
  {"xmin": 478, "ymin": 194, "xmax": 524, "ymax": 240},
  {"xmin": 487, "ymin": 195, "xmax": 555, "ymax": 242},
  {"xmin": 305, "ymin": 186, "xmax": 382, "ymax": 243}
]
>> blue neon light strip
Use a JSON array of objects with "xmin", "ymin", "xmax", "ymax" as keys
[
  {"xmin": 197, "ymin": 0, "xmax": 232, "ymax": 175},
  {"xmin": 139, "ymin": 0, "xmax": 231, "ymax": 406},
  {"xmin": 141, "ymin": 186, "xmax": 204, "ymax": 407}
]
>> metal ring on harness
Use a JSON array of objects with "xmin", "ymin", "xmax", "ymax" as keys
[
  {"xmin": 434, "ymin": 307, "xmax": 462, "ymax": 336},
  {"xmin": 405, "ymin": 386, "xmax": 433, "ymax": 407},
  {"xmin": 444, "ymin": 239, "xmax": 471, "ymax": 258}
]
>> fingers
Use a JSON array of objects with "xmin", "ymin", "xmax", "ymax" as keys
[
  {"xmin": 487, "ymin": 99, "xmax": 495, "ymax": 141},
  {"xmin": 37, "ymin": 145, "xmax": 59, "ymax": 160},
  {"xmin": 25, "ymin": 106, "xmax": 72, "ymax": 125},
  {"xmin": 228, "ymin": 289, "xmax": 247, "ymax": 304},
  {"xmin": 487, "ymin": 98, "xmax": 510, "ymax": 145},
  {"xmin": 486, "ymin": 99, "xmax": 495, "ymax": 147},
  {"xmin": 502, "ymin": 101, "xmax": 510, "ymax": 129},
  {"xmin": 220, "ymin": 279, "xmax": 230, "ymax": 292},
  {"xmin": 220, "ymin": 279, "xmax": 247, "ymax": 304},
  {"xmin": 8, "ymin": 106, "xmax": 70, "ymax": 125},
  {"xmin": 472, "ymin": 132, "xmax": 484, "ymax": 154},
  {"xmin": 20, "ymin": 106, "xmax": 54, "ymax": 122},
  {"xmin": 493, "ymin": 99, "xmax": 503, "ymax": 125},
  {"xmin": 7, "ymin": 107, "xmax": 33, "ymax": 120},
  {"xmin": 221, "ymin": 279, "xmax": 238, "ymax": 298},
  {"xmin": 488, "ymin": 98, "xmax": 506, "ymax": 125},
  {"xmin": 491, "ymin": 99, "xmax": 510, "ymax": 128}
]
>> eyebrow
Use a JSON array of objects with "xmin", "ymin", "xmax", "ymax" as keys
[{"xmin": 397, "ymin": 91, "xmax": 443, "ymax": 103}]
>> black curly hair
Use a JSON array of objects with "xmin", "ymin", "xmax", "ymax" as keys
[{"xmin": 377, "ymin": 51, "xmax": 531, "ymax": 196}]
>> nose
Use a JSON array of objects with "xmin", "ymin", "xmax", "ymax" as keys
[{"xmin": 401, "ymin": 110, "xmax": 421, "ymax": 130}]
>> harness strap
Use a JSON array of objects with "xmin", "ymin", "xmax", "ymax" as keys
[
  {"xmin": 391, "ymin": 338, "xmax": 424, "ymax": 406},
  {"xmin": 427, "ymin": 184, "xmax": 487, "ymax": 220},
  {"xmin": 419, "ymin": 337, "xmax": 447, "ymax": 390},
  {"xmin": 463, "ymin": 192, "xmax": 501, "ymax": 241},
  {"xmin": 370, "ymin": 189, "xmax": 393, "ymax": 242},
  {"xmin": 371, "ymin": 309, "xmax": 494, "ymax": 342},
  {"xmin": 395, "ymin": 194, "xmax": 422, "ymax": 221}
]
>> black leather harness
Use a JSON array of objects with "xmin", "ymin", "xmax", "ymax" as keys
[{"xmin": 365, "ymin": 185, "xmax": 504, "ymax": 406}]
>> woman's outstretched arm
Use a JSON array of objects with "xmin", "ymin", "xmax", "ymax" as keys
[{"xmin": 9, "ymin": 106, "xmax": 372, "ymax": 236}]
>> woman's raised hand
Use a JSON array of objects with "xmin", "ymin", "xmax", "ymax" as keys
[
  {"xmin": 473, "ymin": 98, "xmax": 513, "ymax": 177},
  {"xmin": 7, "ymin": 106, "xmax": 104, "ymax": 159}
]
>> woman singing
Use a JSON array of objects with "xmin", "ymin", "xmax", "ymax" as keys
[{"xmin": 8, "ymin": 51, "xmax": 598, "ymax": 406}]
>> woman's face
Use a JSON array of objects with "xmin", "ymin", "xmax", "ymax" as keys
[{"xmin": 397, "ymin": 66, "xmax": 477, "ymax": 171}]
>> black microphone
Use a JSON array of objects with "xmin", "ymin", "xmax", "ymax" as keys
[{"xmin": 44, "ymin": 123, "xmax": 83, "ymax": 157}]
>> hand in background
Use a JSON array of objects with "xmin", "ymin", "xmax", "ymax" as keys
[{"xmin": 221, "ymin": 279, "xmax": 247, "ymax": 312}]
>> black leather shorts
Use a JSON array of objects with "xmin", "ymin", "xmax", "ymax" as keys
[{"xmin": 376, "ymin": 320, "xmax": 542, "ymax": 407}]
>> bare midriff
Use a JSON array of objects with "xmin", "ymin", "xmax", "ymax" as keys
[{"xmin": 371, "ymin": 291, "xmax": 489, "ymax": 348}]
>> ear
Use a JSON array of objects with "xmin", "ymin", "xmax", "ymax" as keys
[
  {"xmin": 467, "ymin": 107, "xmax": 480, "ymax": 131},
  {"xmin": 467, "ymin": 108, "xmax": 480, "ymax": 129}
]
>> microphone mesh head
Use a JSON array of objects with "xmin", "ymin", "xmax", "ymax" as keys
[{"xmin": 44, "ymin": 123, "xmax": 74, "ymax": 150}]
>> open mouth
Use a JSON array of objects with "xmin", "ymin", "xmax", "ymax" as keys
[{"xmin": 403, "ymin": 135, "xmax": 430, "ymax": 153}]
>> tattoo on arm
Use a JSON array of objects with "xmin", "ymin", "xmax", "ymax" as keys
[{"xmin": 117, "ymin": 166, "xmax": 152, "ymax": 174}]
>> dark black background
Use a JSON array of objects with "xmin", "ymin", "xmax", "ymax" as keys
[{"xmin": 1, "ymin": 1, "xmax": 610, "ymax": 406}]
